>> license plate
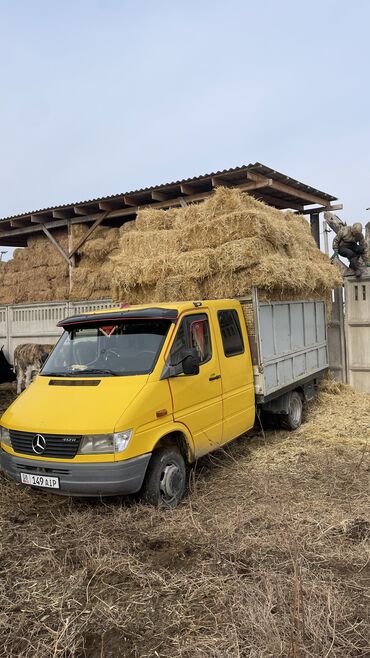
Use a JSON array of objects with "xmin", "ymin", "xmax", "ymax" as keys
[{"xmin": 20, "ymin": 472, "xmax": 60, "ymax": 489}]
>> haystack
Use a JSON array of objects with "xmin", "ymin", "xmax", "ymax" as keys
[
  {"xmin": 0, "ymin": 187, "xmax": 342, "ymax": 306},
  {"xmin": 111, "ymin": 187, "xmax": 342, "ymax": 304}
]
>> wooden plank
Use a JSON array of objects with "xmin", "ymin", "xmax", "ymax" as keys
[
  {"xmin": 41, "ymin": 226, "xmax": 71, "ymax": 264},
  {"xmin": 52, "ymin": 209, "xmax": 72, "ymax": 219},
  {"xmin": 178, "ymin": 197, "xmax": 187, "ymax": 208},
  {"xmin": 310, "ymin": 212, "xmax": 320, "ymax": 248},
  {"xmin": 211, "ymin": 176, "xmax": 232, "ymax": 187},
  {"xmin": 254, "ymin": 192, "xmax": 304, "ymax": 211},
  {"xmin": 31, "ymin": 214, "xmax": 53, "ymax": 223},
  {"xmin": 124, "ymin": 195, "xmax": 138, "ymax": 206},
  {"xmin": 180, "ymin": 183, "xmax": 197, "ymax": 195},
  {"xmin": 68, "ymin": 211, "xmax": 110, "ymax": 258},
  {"xmin": 99, "ymin": 201, "xmax": 115, "ymax": 211},
  {"xmin": 299, "ymin": 203, "xmax": 343, "ymax": 215},
  {"xmin": 74, "ymin": 206, "xmax": 92, "ymax": 216},
  {"xmin": 0, "ymin": 236, "xmax": 28, "ymax": 247},
  {"xmin": 10, "ymin": 218, "xmax": 29, "ymax": 228},
  {"xmin": 238, "ymin": 179, "xmax": 273, "ymax": 193},
  {"xmin": 151, "ymin": 191, "xmax": 168, "ymax": 201},
  {"xmin": 247, "ymin": 172, "xmax": 329, "ymax": 206}
]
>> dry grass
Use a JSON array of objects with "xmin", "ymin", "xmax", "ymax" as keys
[{"xmin": 0, "ymin": 381, "xmax": 369, "ymax": 658}]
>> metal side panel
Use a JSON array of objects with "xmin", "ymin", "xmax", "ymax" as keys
[{"xmin": 255, "ymin": 295, "xmax": 329, "ymax": 397}]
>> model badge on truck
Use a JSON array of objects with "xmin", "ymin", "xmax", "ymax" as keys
[{"xmin": 32, "ymin": 434, "xmax": 46, "ymax": 455}]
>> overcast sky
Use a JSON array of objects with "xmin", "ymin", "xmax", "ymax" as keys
[{"xmin": 0, "ymin": 0, "xmax": 369, "ymax": 259}]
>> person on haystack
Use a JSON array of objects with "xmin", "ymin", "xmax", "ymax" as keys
[{"xmin": 333, "ymin": 222, "xmax": 368, "ymax": 278}]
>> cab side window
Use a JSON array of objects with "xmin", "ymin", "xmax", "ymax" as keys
[
  {"xmin": 170, "ymin": 314, "xmax": 212, "ymax": 366},
  {"xmin": 218, "ymin": 309, "xmax": 244, "ymax": 357}
]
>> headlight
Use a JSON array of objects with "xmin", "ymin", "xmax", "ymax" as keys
[
  {"xmin": 78, "ymin": 430, "xmax": 132, "ymax": 454},
  {"xmin": 0, "ymin": 427, "xmax": 11, "ymax": 447}
]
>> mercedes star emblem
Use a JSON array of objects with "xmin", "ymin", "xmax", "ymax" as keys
[{"xmin": 32, "ymin": 434, "xmax": 46, "ymax": 455}]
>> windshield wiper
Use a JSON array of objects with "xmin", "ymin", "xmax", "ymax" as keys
[
  {"xmin": 42, "ymin": 368, "xmax": 118, "ymax": 377},
  {"xmin": 76, "ymin": 368, "xmax": 118, "ymax": 376}
]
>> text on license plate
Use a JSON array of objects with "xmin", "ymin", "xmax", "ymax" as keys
[{"xmin": 20, "ymin": 472, "xmax": 60, "ymax": 489}]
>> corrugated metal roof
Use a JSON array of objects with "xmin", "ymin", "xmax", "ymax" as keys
[{"xmin": 0, "ymin": 162, "xmax": 337, "ymax": 223}]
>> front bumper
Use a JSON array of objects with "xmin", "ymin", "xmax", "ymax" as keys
[{"xmin": 0, "ymin": 450, "xmax": 151, "ymax": 497}]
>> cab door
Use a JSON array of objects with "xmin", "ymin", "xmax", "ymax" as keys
[
  {"xmin": 216, "ymin": 306, "xmax": 255, "ymax": 443},
  {"xmin": 168, "ymin": 312, "xmax": 223, "ymax": 458}
]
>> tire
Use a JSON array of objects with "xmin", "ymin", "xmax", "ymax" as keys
[
  {"xmin": 141, "ymin": 447, "xmax": 186, "ymax": 508},
  {"xmin": 280, "ymin": 391, "xmax": 303, "ymax": 431}
]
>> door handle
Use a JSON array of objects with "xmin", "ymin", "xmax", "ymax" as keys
[{"xmin": 209, "ymin": 374, "xmax": 221, "ymax": 381}]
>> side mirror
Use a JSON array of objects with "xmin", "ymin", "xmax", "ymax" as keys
[{"xmin": 182, "ymin": 350, "xmax": 200, "ymax": 376}]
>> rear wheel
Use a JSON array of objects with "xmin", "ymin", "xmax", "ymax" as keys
[
  {"xmin": 142, "ymin": 447, "xmax": 186, "ymax": 508},
  {"xmin": 280, "ymin": 391, "xmax": 303, "ymax": 431}
]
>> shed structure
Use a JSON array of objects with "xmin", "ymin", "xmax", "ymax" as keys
[{"xmin": 0, "ymin": 163, "xmax": 341, "ymax": 263}]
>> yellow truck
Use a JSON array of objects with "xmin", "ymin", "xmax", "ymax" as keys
[{"xmin": 0, "ymin": 294, "xmax": 328, "ymax": 506}]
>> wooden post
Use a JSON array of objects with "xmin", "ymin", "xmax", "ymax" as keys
[
  {"xmin": 310, "ymin": 212, "xmax": 320, "ymax": 248},
  {"xmin": 67, "ymin": 221, "xmax": 75, "ymax": 299},
  {"xmin": 323, "ymin": 220, "xmax": 329, "ymax": 255}
]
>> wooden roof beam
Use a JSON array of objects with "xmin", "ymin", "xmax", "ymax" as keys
[
  {"xmin": 10, "ymin": 218, "xmax": 31, "ymax": 228},
  {"xmin": 247, "ymin": 171, "xmax": 329, "ymax": 206},
  {"xmin": 31, "ymin": 213, "xmax": 53, "ymax": 223},
  {"xmin": 73, "ymin": 205, "xmax": 98, "ymax": 216},
  {"xmin": 253, "ymin": 192, "xmax": 304, "ymax": 211},
  {"xmin": 238, "ymin": 179, "xmax": 273, "ymax": 193},
  {"xmin": 151, "ymin": 190, "xmax": 169, "ymax": 202},
  {"xmin": 180, "ymin": 183, "xmax": 197, "ymax": 195},
  {"xmin": 52, "ymin": 209, "xmax": 73, "ymax": 219},
  {"xmin": 69, "ymin": 210, "xmax": 111, "ymax": 258},
  {"xmin": 211, "ymin": 176, "xmax": 232, "ymax": 188},
  {"xmin": 41, "ymin": 225, "xmax": 71, "ymax": 265},
  {"xmin": 99, "ymin": 201, "xmax": 117, "ymax": 211},
  {"xmin": 299, "ymin": 203, "xmax": 343, "ymax": 215},
  {"xmin": 123, "ymin": 195, "xmax": 138, "ymax": 207}
]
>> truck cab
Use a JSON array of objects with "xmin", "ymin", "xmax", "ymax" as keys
[{"xmin": 0, "ymin": 300, "xmax": 256, "ymax": 506}]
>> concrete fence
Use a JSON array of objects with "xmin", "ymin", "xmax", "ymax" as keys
[{"xmin": 0, "ymin": 300, "xmax": 116, "ymax": 363}]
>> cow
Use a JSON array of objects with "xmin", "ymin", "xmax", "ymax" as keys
[
  {"xmin": 0, "ymin": 346, "xmax": 16, "ymax": 384},
  {"xmin": 14, "ymin": 343, "xmax": 54, "ymax": 394}
]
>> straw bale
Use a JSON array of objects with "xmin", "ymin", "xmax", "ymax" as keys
[
  {"xmin": 173, "ymin": 187, "xmax": 255, "ymax": 229},
  {"xmin": 135, "ymin": 207, "xmax": 178, "ymax": 232},
  {"xmin": 111, "ymin": 249, "xmax": 214, "ymax": 295},
  {"xmin": 70, "ymin": 262, "xmax": 113, "ymax": 300},
  {"xmin": 215, "ymin": 237, "xmax": 275, "ymax": 272},
  {"xmin": 114, "ymin": 230, "xmax": 182, "ymax": 260},
  {"xmin": 154, "ymin": 275, "xmax": 203, "ymax": 302},
  {"xmin": 120, "ymin": 220, "xmax": 137, "ymax": 233},
  {"xmin": 80, "ymin": 227, "xmax": 120, "ymax": 261},
  {"xmin": 112, "ymin": 283, "xmax": 155, "ymax": 306}
]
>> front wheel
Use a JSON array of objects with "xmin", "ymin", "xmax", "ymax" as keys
[
  {"xmin": 280, "ymin": 391, "xmax": 303, "ymax": 431},
  {"xmin": 142, "ymin": 447, "xmax": 186, "ymax": 508}
]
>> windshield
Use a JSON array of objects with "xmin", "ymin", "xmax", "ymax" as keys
[{"xmin": 42, "ymin": 319, "xmax": 171, "ymax": 377}]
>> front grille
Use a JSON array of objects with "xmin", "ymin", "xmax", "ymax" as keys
[{"xmin": 10, "ymin": 430, "xmax": 81, "ymax": 459}]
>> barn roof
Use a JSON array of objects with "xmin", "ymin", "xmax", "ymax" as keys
[{"xmin": 0, "ymin": 162, "xmax": 340, "ymax": 247}]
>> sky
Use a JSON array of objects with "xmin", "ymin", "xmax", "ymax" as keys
[{"xmin": 0, "ymin": 0, "xmax": 369, "ymax": 259}]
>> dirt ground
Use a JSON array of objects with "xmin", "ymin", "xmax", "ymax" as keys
[{"xmin": 0, "ymin": 381, "xmax": 369, "ymax": 658}]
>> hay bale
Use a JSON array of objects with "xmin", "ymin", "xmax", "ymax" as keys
[
  {"xmin": 113, "ymin": 230, "xmax": 182, "ymax": 260},
  {"xmin": 121, "ymin": 220, "xmax": 137, "ymax": 233},
  {"xmin": 155, "ymin": 275, "xmax": 203, "ymax": 302},
  {"xmin": 70, "ymin": 262, "xmax": 113, "ymax": 300},
  {"xmin": 135, "ymin": 208, "xmax": 178, "ymax": 232},
  {"xmin": 112, "ymin": 249, "xmax": 214, "ymax": 293},
  {"xmin": 215, "ymin": 237, "xmax": 275, "ymax": 272},
  {"xmin": 80, "ymin": 227, "xmax": 120, "ymax": 261}
]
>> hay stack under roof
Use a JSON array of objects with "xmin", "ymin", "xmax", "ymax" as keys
[
  {"xmin": 111, "ymin": 187, "xmax": 342, "ymax": 304},
  {"xmin": 0, "ymin": 187, "xmax": 341, "ymax": 306}
]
